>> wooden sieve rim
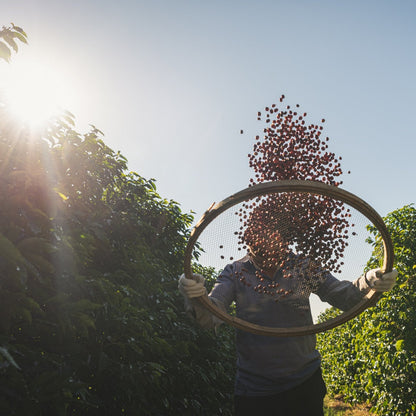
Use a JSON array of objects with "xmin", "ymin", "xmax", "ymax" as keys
[{"xmin": 183, "ymin": 180, "xmax": 394, "ymax": 337}]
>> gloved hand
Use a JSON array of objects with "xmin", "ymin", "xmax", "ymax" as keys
[
  {"xmin": 178, "ymin": 273, "xmax": 207, "ymax": 299},
  {"xmin": 365, "ymin": 268, "xmax": 398, "ymax": 292}
]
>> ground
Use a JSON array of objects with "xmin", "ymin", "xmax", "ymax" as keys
[{"xmin": 324, "ymin": 396, "xmax": 373, "ymax": 416}]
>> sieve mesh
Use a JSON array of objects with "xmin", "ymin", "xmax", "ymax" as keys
[{"xmin": 194, "ymin": 190, "xmax": 383, "ymax": 324}]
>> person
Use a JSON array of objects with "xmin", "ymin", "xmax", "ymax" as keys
[{"xmin": 178, "ymin": 227, "xmax": 397, "ymax": 416}]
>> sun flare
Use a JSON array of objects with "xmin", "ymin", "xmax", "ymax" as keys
[{"xmin": 1, "ymin": 54, "xmax": 73, "ymax": 128}]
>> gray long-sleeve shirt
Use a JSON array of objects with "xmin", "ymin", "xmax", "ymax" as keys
[{"xmin": 188, "ymin": 253, "xmax": 370, "ymax": 396}]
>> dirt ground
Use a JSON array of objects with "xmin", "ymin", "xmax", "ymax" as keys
[{"xmin": 324, "ymin": 396, "xmax": 373, "ymax": 416}]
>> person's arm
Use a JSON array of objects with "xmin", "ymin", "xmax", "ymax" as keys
[
  {"xmin": 315, "ymin": 268, "xmax": 397, "ymax": 311},
  {"xmin": 178, "ymin": 264, "xmax": 236, "ymax": 330}
]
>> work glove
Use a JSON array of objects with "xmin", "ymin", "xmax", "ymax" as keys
[
  {"xmin": 178, "ymin": 273, "xmax": 207, "ymax": 299},
  {"xmin": 365, "ymin": 268, "xmax": 398, "ymax": 292}
]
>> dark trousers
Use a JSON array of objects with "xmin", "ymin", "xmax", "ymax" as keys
[{"xmin": 234, "ymin": 368, "xmax": 327, "ymax": 416}]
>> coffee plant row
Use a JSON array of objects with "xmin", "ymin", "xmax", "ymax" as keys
[{"xmin": 317, "ymin": 204, "xmax": 416, "ymax": 416}]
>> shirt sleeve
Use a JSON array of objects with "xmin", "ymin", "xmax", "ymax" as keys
[
  {"xmin": 315, "ymin": 273, "xmax": 371, "ymax": 311},
  {"xmin": 209, "ymin": 263, "xmax": 237, "ymax": 308}
]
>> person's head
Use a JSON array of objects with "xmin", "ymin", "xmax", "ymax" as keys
[
  {"xmin": 244, "ymin": 220, "xmax": 289, "ymax": 271},
  {"xmin": 240, "ymin": 196, "xmax": 294, "ymax": 271}
]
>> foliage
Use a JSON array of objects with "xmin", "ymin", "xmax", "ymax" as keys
[
  {"xmin": 0, "ymin": 24, "xmax": 27, "ymax": 62},
  {"xmin": 318, "ymin": 205, "xmax": 416, "ymax": 416},
  {"xmin": 0, "ymin": 103, "xmax": 235, "ymax": 413}
]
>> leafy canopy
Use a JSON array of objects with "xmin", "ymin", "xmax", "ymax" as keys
[{"xmin": 318, "ymin": 204, "xmax": 416, "ymax": 416}]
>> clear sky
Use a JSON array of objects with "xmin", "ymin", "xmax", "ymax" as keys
[{"xmin": 2, "ymin": 0, "xmax": 415, "ymax": 223}]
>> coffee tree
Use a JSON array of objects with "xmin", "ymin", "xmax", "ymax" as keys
[
  {"xmin": 0, "ymin": 89, "xmax": 235, "ymax": 414},
  {"xmin": 318, "ymin": 204, "xmax": 416, "ymax": 415}
]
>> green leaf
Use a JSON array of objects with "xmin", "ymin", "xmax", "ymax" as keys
[
  {"xmin": 0, "ymin": 346, "xmax": 21, "ymax": 370},
  {"xmin": 0, "ymin": 232, "xmax": 27, "ymax": 267},
  {"xmin": 11, "ymin": 30, "xmax": 27, "ymax": 44},
  {"xmin": 3, "ymin": 35, "xmax": 18, "ymax": 52},
  {"xmin": 395, "ymin": 339, "xmax": 405, "ymax": 351},
  {"xmin": 11, "ymin": 24, "xmax": 27, "ymax": 36},
  {"xmin": 56, "ymin": 191, "xmax": 69, "ymax": 201},
  {"xmin": 0, "ymin": 41, "xmax": 11, "ymax": 61}
]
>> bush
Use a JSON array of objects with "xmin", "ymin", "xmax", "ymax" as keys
[
  {"xmin": 0, "ymin": 106, "xmax": 235, "ymax": 415},
  {"xmin": 318, "ymin": 205, "xmax": 416, "ymax": 416}
]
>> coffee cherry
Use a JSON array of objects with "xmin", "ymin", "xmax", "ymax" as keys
[{"xmin": 232, "ymin": 96, "xmax": 355, "ymax": 299}]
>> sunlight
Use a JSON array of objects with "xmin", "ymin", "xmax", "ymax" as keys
[{"xmin": 0, "ymin": 53, "xmax": 74, "ymax": 128}]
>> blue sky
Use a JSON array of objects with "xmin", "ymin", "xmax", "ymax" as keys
[{"xmin": 2, "ymin": 0, "xmax": 415, "ymax": 223}]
